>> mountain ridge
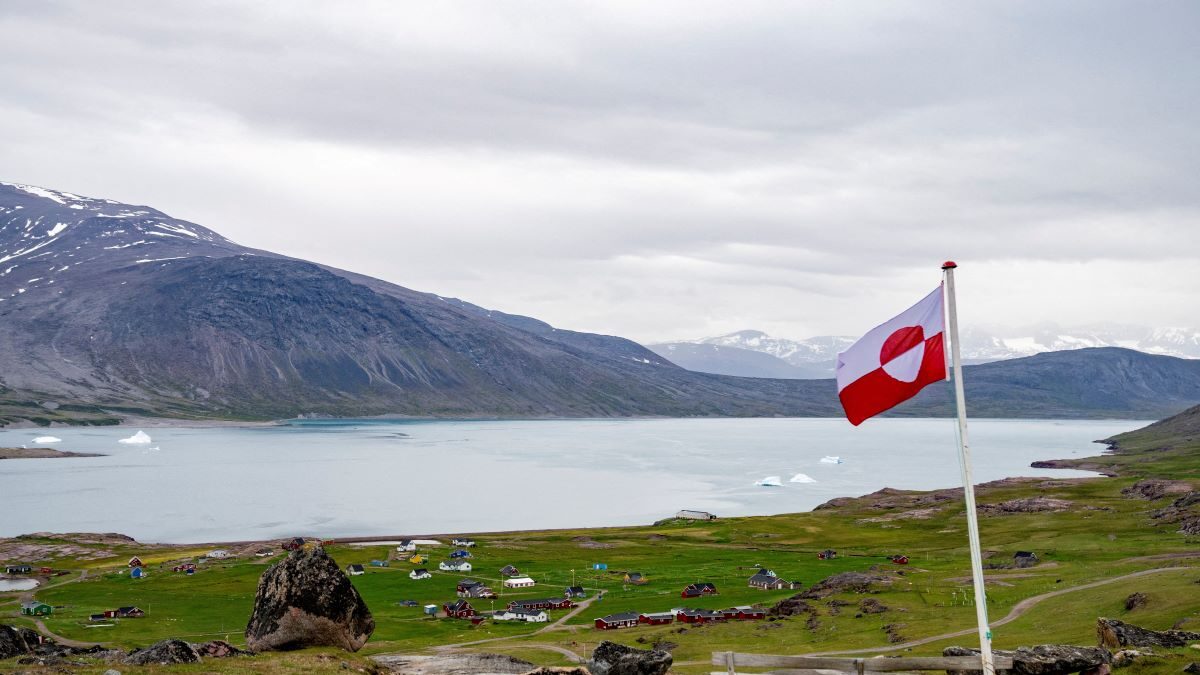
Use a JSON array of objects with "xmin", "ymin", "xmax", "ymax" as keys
[{"xmin": 3, "ymin": 181, "xmax": 1200, "ymax": 425}]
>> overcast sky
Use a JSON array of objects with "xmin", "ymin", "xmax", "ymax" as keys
[{"xmin": 2, "ymin": 1, "xmax": 1197, "ymax": 343}]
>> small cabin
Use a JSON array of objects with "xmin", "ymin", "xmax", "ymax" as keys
[
  {"xmin": 423, "ymin": 604, "xmax": 439, "ymax": 616},
  {"xmin": 748, "ymin": 570, "xmax": 798, "ymax": 590},
  {"xmin": 5, "ymin": 564, "xmax": 33, "ymax": 575},
  {"xmin": 677, "ymin": 608, "xmax": 726, "ymax": 624},
  {"xmin": 282, "ymin": 537, "xmax": 305, "ymax": 551},
  {"xmin": 20, "ymin": 601, "xmax": 52, "ymax": 617},
  {"xmin": 676, "ymin": 509, "xmax": 717, "ymax": 521},
  {"xmin": 116, "ymin": 606, "xmax": 145, "ymax": 618},
  {"xmin": 503, "ymin": 576, "xmax": 536, "ymax": 589},
  {"xmin": 410, "ymin": 568, "xmax": 432, "ymax": 580},
  {"xmin": 409, "ymin": 554, "xmax": 428, "ymax": 564},
  {"xmin": 370, "ymin": 560, "xmax": 389, "ymax": 568},
  {"xmin": 439, "ymin": 560, "xmax": 472, "ymax": 572},
  {"xmin": 130, "ymin": 567, "xmax": 146, "ymax": 579},
  {"xmin": 890, "ymin": 554, "xmax": 910, "ymax": 565},
  {"xmin": 595, "ymin": 612, "xmax": 641, "ymax": 630},
  {"xmin": 494, "ymin": 609, "xmax": 549, "ymax": 623},
  {"xmin": 449, "ymin": 549, "xmax": 473, "ymax": 559},
  {"xmin": 451, "ymin": 538, "xmax": 476, "ymax": 547},
  {"xmin": 172, "ymin": 563, "xmax": 196, "ymax": 573},
  {"xmin": 499, "ymin": 565, "xmax": 521, "ymax": 577},
  {"xmin": 565, "ymin": 586, "xmax": 586, "ymax": 598},
  {"xmin": 127, "ymin": 557, "xmax": 144, "ymax": 568},
  {"xmin": 818, "ymin": 549, "xmax": 837, "ymax": 560},
  {"xmin": 396, "ymin": 540, "xmax": 417, "ymax": 552},
  {"xmin": 624, "ymin": 572, "xmax": 647, "ymax": 585},
  {"xmin": 347, "ymin": 564, "xmax": 365, "ymax": 576},
  {"xmin": 255, "ymin": 548, "xmax": 275, "ymax": 558},
  {"xmin": 207, "ymin": 549, "xmax": 230, "ymax": 559}
]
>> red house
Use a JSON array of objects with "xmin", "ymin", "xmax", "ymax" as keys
[
  {"xmin": 595, "ymin": 612, "xmax": 641, "ymax": 630},
  {"xmin": 681, "ymin": 582, "xmax": 719, "ymax": 598},
  {"xmin": 890, "ymin": 555, "xmax": 909, "ymax": 565},
  {"xmin": 720, "ymin": 606, "xmax": 766, "ymax": 620},
  {"xmin": 127, "ymin": 557, "xmax": 144, "ymax": 568},
  {"xmin": 507, "ymin": 597, "xmax": 573, "ymax": 612},
  {"xmin": 173, "ymin": 563, "xmax": 197, "ymax": 573},
  {"xmin": 443, "ymin": 600, "xmax": 476, "ymax": 619},
  {"xmin": 638, "ymin": 612, "xmax": 674, "ymax": 626},
  {"xmin": 676, "ymin": 608, "xmax": 726, "ymax": 624}
]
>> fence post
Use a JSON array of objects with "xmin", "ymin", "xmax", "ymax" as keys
[{"xmin": 856, "ymin": 658, "xmax": 865, "ymax": 675}]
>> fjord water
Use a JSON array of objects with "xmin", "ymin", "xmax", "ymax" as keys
[{"xmin": 0, "ymin": 418, "xmax": 1142, "ymax": 543}]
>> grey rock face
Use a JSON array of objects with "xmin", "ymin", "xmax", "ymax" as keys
[
  {"xmin": 945, "ymin": 645, "xmax": 1112, "ymax": 675},
  {"xmin": 1097, "ymin": 618, "xmax": 1200, "ymax": 649},
  {"xmin": 588, "ymin": 641, "xmax": 672, "ymax": 675},
  {"xmin": 0, "ymin": 624, "xmax": 43, "ymax": 659},
  {"xmin": 123, "ymin": 639, "xmax": 201, "ymax": 665},
  {"xmin": 245, "ymin": 546, "xmax": 375, "ymax": 652}
]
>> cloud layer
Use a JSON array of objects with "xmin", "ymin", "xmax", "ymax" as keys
[{"xmin": 2, "ymin": 1, "xmax": 1197, "ymax": 342}]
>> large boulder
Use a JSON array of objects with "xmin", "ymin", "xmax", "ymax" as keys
[
  {"xmin": 0, "ymin": 624, "xmax": 43, "ymax": 660},
  {"xmin": 1097, "ymin": 618, "xmax": 1200, "ymax": 649},
  {"xmin": 944, "ymin": 645, "xmax": 1112, "ymax": 675},
  {"xmin": 802, "ymin": 571, "xmax": 893, "ymax": 599},
  {"xmin": 588, "ymin": 641, "xmax": 672, "ymax": 675},
  {"xmin": 245, "ymin": 546, "xmax": 375, "ymax": 652},
  {"xmin": 124, "ymin": 639, "xmax": 201, "ymax": 665}
]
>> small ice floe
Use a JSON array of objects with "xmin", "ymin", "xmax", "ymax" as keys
[
  {"xmin": 33, "ymin": 436, "xmax": 62, "ymax": 444},
  {"xmin": 118, "ymin": 430, "xmax": 152, "ymax": 444},
  {"xmin": 789, "ymin": 473, "xmax": 817, "ymax": 484},
  {"xmin": 142, "ymin": 445, "xmax": 161, "ymax": 454},
  {"xmin": 755, "ymin": 475, "xmax": 783, "ymax": 487},
  {"xmin": 820, "ymin": 455, "xmax": 844, "ymax": 464}
]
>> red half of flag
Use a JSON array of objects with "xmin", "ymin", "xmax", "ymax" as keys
[{"xmin": 835, "ymin": 285, "xmax": 946, "ymax": 425}]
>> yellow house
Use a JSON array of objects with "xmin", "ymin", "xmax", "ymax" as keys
[{"xmin": 409, "ymin": 554, "xmax": 428, "ymax": 564}]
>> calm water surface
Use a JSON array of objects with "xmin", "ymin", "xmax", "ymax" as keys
[{"xmin": 0, "ymin": 418, "xmax": 1142, "ymax": 543}]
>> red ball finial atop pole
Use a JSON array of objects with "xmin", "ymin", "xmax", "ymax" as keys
[{"xmin": 942, "ymin": 260, "xmax": 958, "ymax": 270}]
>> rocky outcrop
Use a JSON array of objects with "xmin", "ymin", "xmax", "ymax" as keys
[
  {"xmin": 245, "ymin": 546, "xmax": 375, "ymax": 652},
  {"xmin": 1124, "ymin": 593, "xmax": 1148, "ymax": 611},
  {"xmin": 588, "ymin": 641, "xmax": 672, "ymax": 675},
  {"xmin": 860, "ymin": 598, "xmax": 889, "ymax": 614},
  {"xmin": 193, "ymin": 639, "xmax": 247, "ymax": 658},
  {"xmin": 1183, "ymin": 662, "xmax": 1200, "ymax": 674},
  {"xmin": 1097, "ymin": 618, "xmax": 1200, "ymax": 649},
  {"xmin": 768, "ymin": 595, "xmax": 818, "ymax": 617},
  {"xmin": 1121, "ymin": 480, "xmax": 1193, "ymax": 500},
  {"xmin": 0, "ymin": 625, "xmax": 43, "ymax": 660},
  {"xmin": 802, "ymin": 571, "xmax": 893, "ymax": 599},
  {"xmin": 124, "ymin": 639, "xmax": 201, "ymax": 665},
  {"xmin": 373, "ymin": 652, "xmax": 535, "ymax": 674},
  {"xmin": 979, "ymin": 497, "xmax": 1073, "ymax": 515},
  {"xmin": 945, "ymin": 645, "xmax": 1111, "ymax": 675}
]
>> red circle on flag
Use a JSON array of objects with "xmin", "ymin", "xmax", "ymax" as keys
[{"xmin": 880, "ymin": 326, "xmax": 925, "ymax": 365}]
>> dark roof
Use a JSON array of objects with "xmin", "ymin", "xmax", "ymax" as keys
[
  {"xmin": 412, "ymin": 568, "xmax": 429, "ymax": 574},
  {"xmin": 748, "ymin": 572, "xmax": 779, "ymax": 583},
  {"xmin": 566, "ymin": 585, "xmax": 585, "ymax": 593},
  {"xmin": 445, "ymin": 600, "xmax": 472, "ymax": 611},
  {"xmin": 600, "ymin": 612, "xmax": 641, "ymax": 622},
  {"xmin": 117, "ymin": 606, "xmax": 141, "ymax": 613},
  {"xmin": 347, "ymin": 564, "xmax": 364, "ymax": 571},
  {"xmin": 1015, "ymin": 551, "xmax": 1037, "ymax": 557},
  {"xmin": 511, "ymin": 597, "xmax": 568, "ymax": 607}
]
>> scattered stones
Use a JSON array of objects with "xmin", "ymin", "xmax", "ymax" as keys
[
  {"xmin": 1098, "ymin": 618, "xmax": 1200, "ymax": 649},
  {"xmin": 524, "ymin": 668, "xmax": 588, "ymax": 675},
  {"xmin": 588, "ymin": 640, "xmax": 672, "ymax": 675},
  {"xmin": 1124, "ymin": 593, "xmax": 1148, "ymax": 611},
  {"xmin": 945, "ymin": 645, "xmax": 1112, "ymax": 675},
  {"xmin": 768, "ymin": 595, "xmax": 817, "ymax": 618},
  {"xmin": 859, "ymin": 598, "xmax": 889, "ymax": 614},
  {"xmin": 123, "ymin": 639, "xmax": 201, "ymax": 665},
  {"xmin": 883, "ymin": 623, "xmax": 906, "ymax": 643},
  {"xmin": 1122, "ymin": 480, "xmax": 1194, "ymax": 500},
  {"xmin": 1183, "ymin": 663, "xmax": 1200, "ymax": 674},
  {"xmin": 1112, "ymin": 650, "xmax": 1144, "ymax": 668},
  {"xmin": 245, "ymin": 545, "xmax": 375, "ymax": 652}
]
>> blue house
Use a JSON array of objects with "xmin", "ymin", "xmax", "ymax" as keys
[
  {"xmin": 449, "ymin": 549, "xmax": 473, "ymax": 559},
  {"xmin": 130, "ymin": 567, "xmax": 146, "ymax": 579}
]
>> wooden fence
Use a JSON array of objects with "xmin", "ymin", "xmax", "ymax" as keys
[{"xmin": 712, "ymin": 652, "xmax": 1014, "ymax": 675}]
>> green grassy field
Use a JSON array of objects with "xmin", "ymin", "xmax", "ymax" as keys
[{"xmin": 3, "ymin": 411, "xmax": 1199, "ymax": 673}]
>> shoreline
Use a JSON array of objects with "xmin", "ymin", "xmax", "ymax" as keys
[{"xmin": 0, "ymin": 447, "xmax": 105, "ymax": 460}]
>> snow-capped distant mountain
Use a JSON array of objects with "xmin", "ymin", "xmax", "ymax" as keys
[{"xmin": 651, "ymin": 326, "xmax": 1200, "ymax": 380}]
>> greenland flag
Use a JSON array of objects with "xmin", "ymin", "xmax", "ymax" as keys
[{"xmin": 836, "ymin": 286, "xmax": 946, "ymax": 425}]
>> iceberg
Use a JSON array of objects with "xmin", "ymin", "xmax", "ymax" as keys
[
  {"xmin": 820, "ymin": 455, "xmax": 843, "ymax": 464},
  {"xmin": 118, "ymin": 430, "xmax": 153, "ymax": 445},
  {"xmin": 789, "ymin": 473, "xmax": 817, "ymax": 484},
  {"xmin": 755, "ymin": 475, "xmax": 783, "ymax": 487},
  {"xmin": 33, "ymin": 436, "xmax": 62, "ymax": 444}
]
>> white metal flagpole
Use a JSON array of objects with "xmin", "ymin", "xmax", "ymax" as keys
[{"xmin": 941, "ymin": 260, "xmax": 995, "ymax": 675}]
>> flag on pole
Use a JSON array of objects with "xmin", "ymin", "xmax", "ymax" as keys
[{"xmin": 835, "ymin": 286, "xmax": 946, "ymax": 425}]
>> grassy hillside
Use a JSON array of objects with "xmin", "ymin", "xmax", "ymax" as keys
[{"xmin": 2, "ymin": 412, "xmax": 1199, "ymax": 673}]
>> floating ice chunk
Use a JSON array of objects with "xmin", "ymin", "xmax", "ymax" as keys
[
  {"xmin": 33, "ymin": 436, "xmax": 62, "ymax": 444},
  {"xmin": 118, "ymin": 430, "xmax": 153, "ymax": 444},
  {"xmin": 820, "ymin": 456, "xmax": 843, "ymax": 464},
  {"xmin": 789, "ymin": 473, "xmax": 817, "ymax": 483},
  {"xmin": 755, "ymin": 475, "xmax": 783, "ymax": 487}
]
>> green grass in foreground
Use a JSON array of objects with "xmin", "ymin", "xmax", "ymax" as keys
[{"xmin": 2, "ymin": 415, "xmax": 1199, "ymax": 672}]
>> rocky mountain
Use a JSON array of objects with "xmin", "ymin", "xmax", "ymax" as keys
[
  {"xmin": 655, "ymin": 326, "xmax": 1200, "ymax": 379},
  {"xmin": 2, "ymin": 181, "xmax": 1199, "ymax": 423}
]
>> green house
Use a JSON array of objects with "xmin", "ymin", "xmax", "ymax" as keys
[{"xmin": 20, "ymin": 601, "xmax": 52, "ymax": 616}]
